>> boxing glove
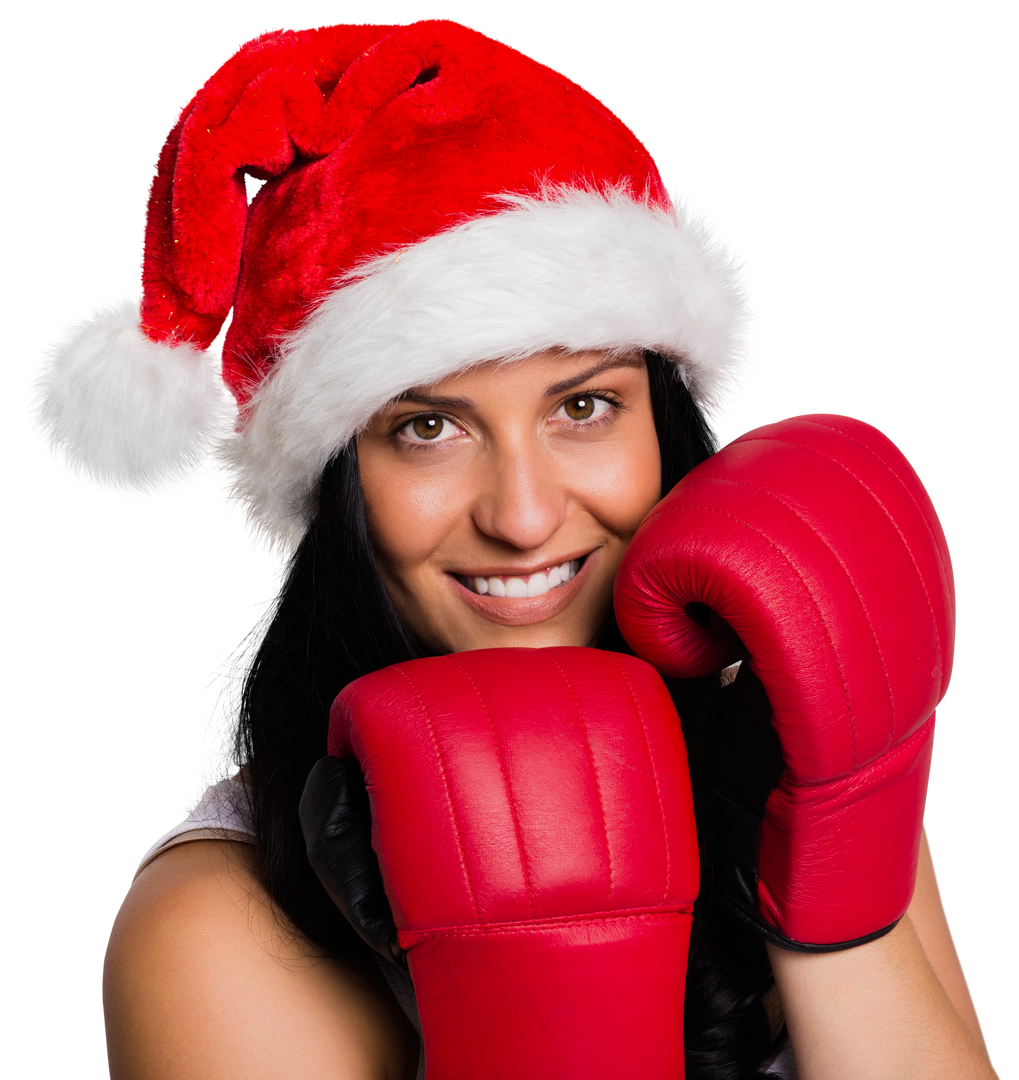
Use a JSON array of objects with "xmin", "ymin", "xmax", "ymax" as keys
[
  {"xmin": 614, "ymin": 415, "xmax": 954, "ymax": 951},
  {"xmin": 314, "ymin": 647, "xmax": 699, "ymax": 1080}
]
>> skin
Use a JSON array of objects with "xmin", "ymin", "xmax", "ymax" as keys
[
  {"xmin": 105, "ymin": 841, "xmax": 418, "ymax": 1080},
  {"xmin": 104, "ymin": 350, "xmax": 997, "ymax": 1078},
  {"xmin": 356, "ymin": 348, "xmax": 662, "ymax": 653}
]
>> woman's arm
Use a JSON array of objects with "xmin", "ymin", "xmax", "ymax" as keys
[
  {"xmin": 769, "ymin": 829, "xmax": 996, "ymax": 1080},
  {"xmin": 104, "ymin": 840, "xmax": 418, "ymax": 1080},
  {"xmin": 908, "ymin": 829, "xmax": 987, "ymax": 1052}
]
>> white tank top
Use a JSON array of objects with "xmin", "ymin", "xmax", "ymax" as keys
[{"xmin": 142, "ymin": 778, "xmax": 797, "ymax": 1078}]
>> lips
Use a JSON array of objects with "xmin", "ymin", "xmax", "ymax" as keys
[{"xmin": 447, "ymin": 554, "xmax": 594, "ymax": 627}]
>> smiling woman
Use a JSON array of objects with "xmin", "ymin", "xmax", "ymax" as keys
[
  {"xmin": 39, "ymin": 15, "xmax": 997, "ymax": 1080},
  {"xmin": 358, "ymin": 352, "xmax": 661, "ymax": 652}
]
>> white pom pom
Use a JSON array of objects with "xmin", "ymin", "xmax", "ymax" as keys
[{"xmin": 20, "ymin": 287, "xmax": 236, "ymax": 505}]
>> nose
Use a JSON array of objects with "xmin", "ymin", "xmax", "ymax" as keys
[{"xmin": 471, "ymin": 442, "xmax": 567, "ymax": 552}]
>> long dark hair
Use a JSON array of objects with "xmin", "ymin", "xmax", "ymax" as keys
[{"xmin": 235, "ymin": 351, "xmax": 780, "ymax": 1076}]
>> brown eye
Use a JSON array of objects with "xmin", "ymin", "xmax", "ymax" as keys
[
  {"xmin": 400, "ymin": 415, "xmax": 462, "ymax": 444},
  {"xmin": 412, "ymin": 416, "xmax": 444, "ymax": 440},
  {"xmin": 564, "ymin": 396, "xmax": 596, "ymax": 420}
]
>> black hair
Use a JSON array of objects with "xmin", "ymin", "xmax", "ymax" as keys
[{"xmin": 234, "ymin": 350, "xmax": 781, "ymax": 1076}]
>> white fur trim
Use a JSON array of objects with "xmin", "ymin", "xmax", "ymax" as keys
[
  {"xmin": 42, "ymin": 193, "xmax": 742, "ymax": 546},
  {"xmin": 227, "ymin": 187, "xmax": 745, "ymax": 547},
  {"xmin": 39, "ymin": 301, "xmax": 236, "ymax": 487}
]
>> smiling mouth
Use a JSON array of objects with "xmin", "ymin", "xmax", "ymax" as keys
[{"xmin": 454, "ymin": 558, "xmax": 583, "ymax": 598}]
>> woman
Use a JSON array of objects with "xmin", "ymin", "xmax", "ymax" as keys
[{"xmin": 19, "ymin": 16, "xmax": 997, "ymax": 1080}]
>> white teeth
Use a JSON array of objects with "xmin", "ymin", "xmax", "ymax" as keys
[
  {"xmin": 461, "ymin": 558, "xmax": 583, "ymax": 597},
  {"xmin": 527, "ymin": 573, "xmax": 549, "ymax": 597}
]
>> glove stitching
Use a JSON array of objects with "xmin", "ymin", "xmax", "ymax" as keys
[
  {"xmin": 734, "ymin": 421, "xmax": 954, "ymax": 734},
  {"xmin": 793, "ymin": 419, "xmax": 953, "ymax": 629},
  {"xmin": 448, "ymin": 655, "xmax": 537, "ymax": 918},
  {"xmin": 390, "ymin": 664, "xmax": 482, "ymax": 922},
  {"xmin": 547, "ymin": 652, "xmax": 615, "ymax": 905},
  {"xmin": 398, "ymin": 907, "xmax": 692, "ymax": 945},
  {"xmin": 775, "ymin": 712, "xmax": 934, "ymax": 795},
  {"xmin": 781, "ymin": 425, "xmax": 954, "ymax": 721},
  {"xmin": 686, "ymin": 473, "xmax": 893, "ymax": 760},
  {"xmin": 605, "ymin": 653, "xmax": 671, "ymax": 906},
  {"xmin": 658, "ymin": 498, "xmax": 859, "ymax": 770}
]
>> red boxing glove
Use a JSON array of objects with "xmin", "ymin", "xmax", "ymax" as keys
[
  {"xmin": 614, "ymin": 415, "xmax": 954, "ymax": 951},
  {"xmin": 327, "ymin": 647, "xmax": 699, "ymax": 1080}
]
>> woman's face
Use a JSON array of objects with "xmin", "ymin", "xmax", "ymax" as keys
[{"xmin": 357, "ymin": 350, "xmax": 662, "ymax": 653}]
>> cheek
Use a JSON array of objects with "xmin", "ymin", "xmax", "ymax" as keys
[
  {"xmin": 358, "ymin": 451, "xmax": 464, "ymax": 579},
  {"xmin": 578, "ymin": 425, "xmax": 662, "ymax": 541}
]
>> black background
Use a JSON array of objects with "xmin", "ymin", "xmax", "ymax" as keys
[{"xmin": 9, "ymin": 6, "xmax": 1001, "ymax": 1071}]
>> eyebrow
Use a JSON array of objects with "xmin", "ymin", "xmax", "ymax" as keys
[
  {"xmin": 394, "ymin": 390, "xmax": 476, "ymax": 409},
  {"xmin": 543, "ymin": 354, "xmax": 646, "ymax": 396},
  {"xmin": 396, "ymin": 354, "xmax": 647, "ymax": 410}
]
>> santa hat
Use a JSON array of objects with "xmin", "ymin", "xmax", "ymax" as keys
[{"xmin": 40, "ymin": 20, "xmax": 743, "ymax": 547}]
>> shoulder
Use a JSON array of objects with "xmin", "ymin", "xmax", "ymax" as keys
[{"xmin": 104, "ymin": 840, "xmax": 417, "ymax": 1080}]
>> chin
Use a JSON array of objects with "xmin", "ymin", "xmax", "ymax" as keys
[
  {"xmin": 458, "ymin": 627, "xmax": 590, "ymax": 653},
  {"xmin": 434, "ymin": 607, "xmax": 609, "ymax": 654}
]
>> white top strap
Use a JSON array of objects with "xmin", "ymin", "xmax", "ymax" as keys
[{"xmin": 137, "ymin": 776, "xmax": 254, "ymax": 873}]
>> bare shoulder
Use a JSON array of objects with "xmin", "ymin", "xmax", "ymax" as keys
[{"xmin": 104, "ymin": 840, "xmax": 417, "ymax": 1080}]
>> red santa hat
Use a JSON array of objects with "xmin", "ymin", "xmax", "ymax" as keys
[{"xmin": 40, "ymin": 20, "xmax": 743, "ymax": 546}]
